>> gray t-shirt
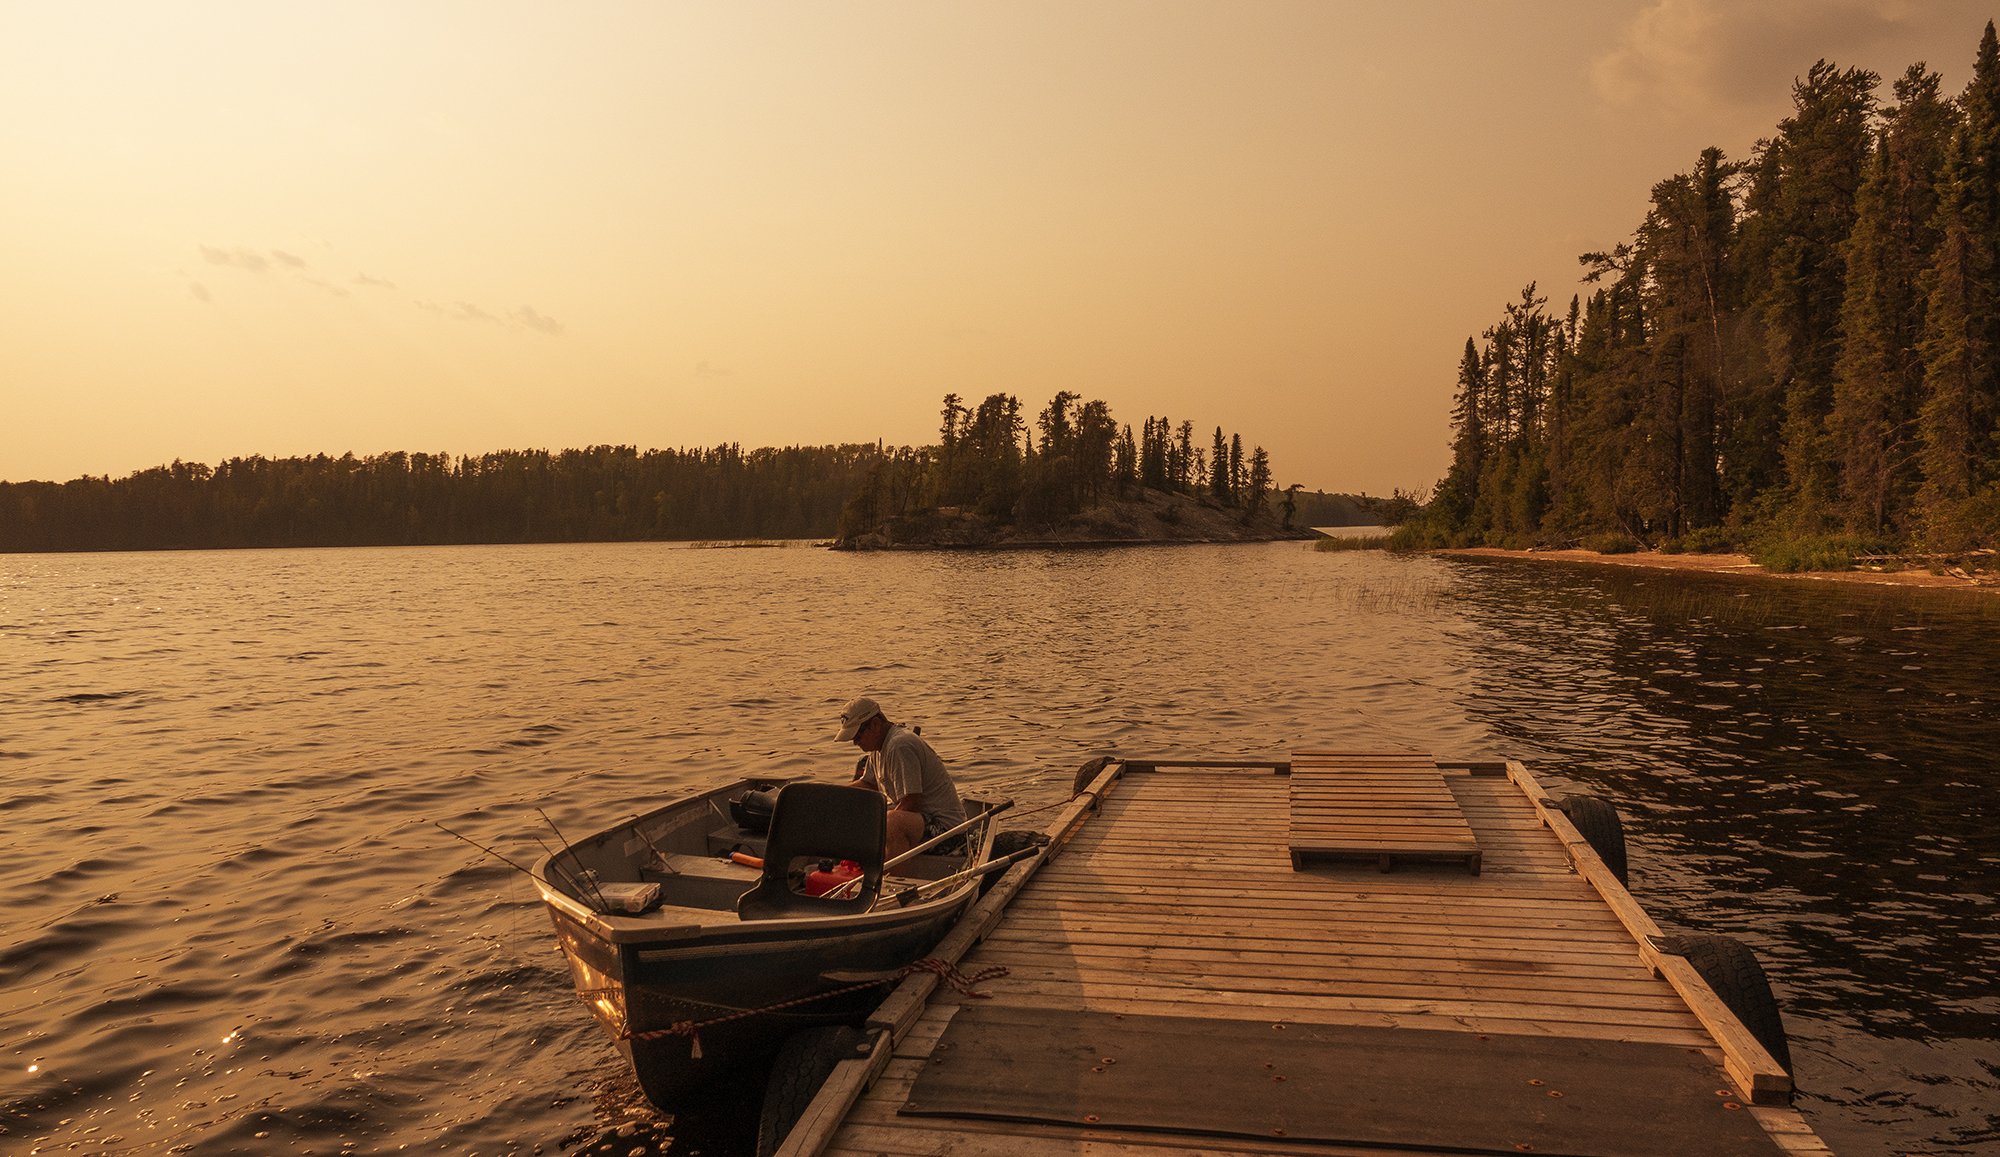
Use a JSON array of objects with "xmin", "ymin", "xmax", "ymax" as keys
[{"xmin": 870, "ymin": 724, "xmax": 966, "ymax": 831}]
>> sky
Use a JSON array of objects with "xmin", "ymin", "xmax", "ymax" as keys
[{"xmin": 2, "ymin": 1, "xmax": 1995, "ymax": 495}]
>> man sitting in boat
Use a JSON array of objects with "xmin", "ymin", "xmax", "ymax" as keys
[{"xmin": 836, "ymin": 696, "xmax": 967, "ymax": 858}]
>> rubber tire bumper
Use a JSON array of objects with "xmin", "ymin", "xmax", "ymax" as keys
[
  {"xmin": 1558, "ymin": 793, "xmax": 1628, "ymax": 884},
  {"xmin": 1666, "ymin": 932, "xmax": 1792, "ymax": 1074},
  {"xmin": 982, "ymin": 829, "xmax": 1050, "ymax": 895},
  {"xmin": 756, "ymin": 1025, "xmax": 868, "ymax": 1156}
]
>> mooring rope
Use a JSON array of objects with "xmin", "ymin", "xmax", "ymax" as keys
[{"xmin": 617, "ymin": 957, "xmax": 1009, "ymax": 1057}]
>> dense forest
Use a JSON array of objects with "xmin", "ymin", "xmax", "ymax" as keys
[
  {"xmin": 0, "ymin": 395, "xmax": 1303, "ymax": 552},
  {"xmin": 0, "ymin": 445, "xmax": 882, "ymax": 551},
  {"xmin": 835, "ymin": 391, "xmax": 1280, "ymax": 538},
  {"xmin": 1405, "ymin": 24, "xmax": 2000, "ymax": 560}
]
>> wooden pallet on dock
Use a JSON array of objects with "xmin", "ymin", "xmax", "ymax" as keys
[{"xmin": 1287, "ymin": 750, "xmax": 1483, "ymax": 873}]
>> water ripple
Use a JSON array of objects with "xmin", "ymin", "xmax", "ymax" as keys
[{"xmin": 0, "ymin": 543, "xmax": 1991, "ymax": 1155}]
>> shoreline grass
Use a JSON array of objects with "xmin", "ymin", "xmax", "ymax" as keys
[{"xmin": 1313, "ymin": 534, "xmax": 1392, "ymax": 552}]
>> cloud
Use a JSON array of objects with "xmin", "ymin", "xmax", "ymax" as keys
[
  {"xmin": 1593, "ymin": 0, "xmax": 1911, "ymax": 115},
  {"xmin": 193, "ymin": 242, "xmax": 560, "ymax": 336},
  {"xmin": 416, "ymin": 299, "xmax": 501, "ymax": 324},
  {"xmin": 415, "ymin": 299, "xmax": 563, "ymax": 336},
  {"xmin": 511, "ymin": 305, "xmax": 564, "ymax": 336},
  {"xmin": 199, "ymin": 244, "xmax": 272, "ymax": 273}
]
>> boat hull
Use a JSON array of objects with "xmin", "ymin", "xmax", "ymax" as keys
[
  {"xmin": 605, "ymin": 901, "xmax": 970, "ymax": 1106},
  {"xmin": 534, "ymin": 779, "xmax": 998, "ymax": 1112}
]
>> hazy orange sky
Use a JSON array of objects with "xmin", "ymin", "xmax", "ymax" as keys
[{"xmin": 3, "ymin": 2, "xmax": 1994, "ymax": 494}]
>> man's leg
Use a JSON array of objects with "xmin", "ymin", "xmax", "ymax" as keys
[{"xmin": 885, "ymin": 810, "xmax": 925, "ymax": 859}]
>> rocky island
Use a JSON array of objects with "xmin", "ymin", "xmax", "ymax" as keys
[{"xmin": 831, "ymin": 391, "xmax": 1361, "ymax": 550}]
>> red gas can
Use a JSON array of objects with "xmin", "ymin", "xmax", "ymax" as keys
[{"xmin": 803, "ymin": 859, "xmax": 863, "ymax": 897}]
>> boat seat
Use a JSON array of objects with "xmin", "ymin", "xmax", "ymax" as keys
[{"xmin": 736, "ymin": 782, "xmax": 886, "ymax": 920}]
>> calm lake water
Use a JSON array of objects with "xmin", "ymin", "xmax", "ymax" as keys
[{"xmin": 2, "ymin": 542, "xmax": 1995, "ymax": 1156}]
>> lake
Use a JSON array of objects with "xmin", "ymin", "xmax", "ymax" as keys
[{"xmin": 2, "ymin": 541, "xmax": 1994, "ymax": 1155}]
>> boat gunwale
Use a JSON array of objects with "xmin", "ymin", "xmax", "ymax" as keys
[{"xmin": 531, "ymin": 780, "xmax": 1005, "ymax": 947}]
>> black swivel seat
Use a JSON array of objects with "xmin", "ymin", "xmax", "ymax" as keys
[{"xmin": 736, "ymin": 782, "xmax": 887, "ymax": 920}]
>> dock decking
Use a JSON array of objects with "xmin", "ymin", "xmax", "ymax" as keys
[{"xmin": 772, "ymin": 757, "xmax": 1826, "ymax": 1157}]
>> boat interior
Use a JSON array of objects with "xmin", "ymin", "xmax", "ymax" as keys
[{"xmin": 544, "ymin": 779, "xmax": 998, "ymax": 921}]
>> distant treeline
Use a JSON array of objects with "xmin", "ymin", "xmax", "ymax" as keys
[
  {"xmin": 0, "ymin": 445, "xmax": 881, "ymax": 551},
  {"xmin": 1291, "ymin": 489, "xmax": 1408, "ymax": 528},
  {"xmin": 837, "ymin": 392, "xmax": 1280, "ymax": 536},
  {"xmin": 1408, "ymin": 24, "xmax": 2000, "ymax": 554},
  {"xmin": 2, "ymin": 402, "xmax": 1380, "ymax": 555}
]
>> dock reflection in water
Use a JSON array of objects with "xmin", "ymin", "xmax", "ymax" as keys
[{"xmin": 0, "ymin": 542, "xmax": 1993, "ymax": 1155}]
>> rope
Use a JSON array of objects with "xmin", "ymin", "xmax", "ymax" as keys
[
  {"xmin": 1005, "ymin": 797, "xmax": 1074, "ymax": 822},
  {"xmin": 905, "ymin": 957, "xmax": 1010, "ymax": 996},
  {"xmin": 616, "ymin": 957, "xmax": 1009, "ymax": 1057}
]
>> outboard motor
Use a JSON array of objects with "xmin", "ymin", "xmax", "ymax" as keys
[{"xmin": 729, "ymin": 787, "xmax": 779, "ymax": 833}]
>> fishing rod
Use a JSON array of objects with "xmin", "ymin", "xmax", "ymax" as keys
[
  {"xmin": 539, "ymin": 807, "xmax": 610, "ymax": 913},
  {"xmin": 434, "ymin": 821, "xmax": 537, "ymax": 875},
  {"xmin": 527, "ymin": 832, "xmax": 613, "ymax": 916},
  {"xmin": 435, "ymin": 821, "xmax": 608, "ymax": 915}
]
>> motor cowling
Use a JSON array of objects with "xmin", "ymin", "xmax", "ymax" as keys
[{"xmin": 730, "ymin": 788, "xmax": 779, "ymax": 833}]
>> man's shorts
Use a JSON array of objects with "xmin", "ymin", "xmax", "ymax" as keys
[{"xmin": 923, "ymin": 812, "xmax": 968, "ymax": 854}]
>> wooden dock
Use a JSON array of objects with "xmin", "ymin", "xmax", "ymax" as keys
[{"xmin": 770, "ymin": 756, "xmax": 1828, "ymax": 1157}]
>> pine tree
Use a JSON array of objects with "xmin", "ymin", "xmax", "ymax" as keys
[
  {"xmin": 1114, "ymin": 424, "xmax": 1138, "ymax": 496},
  {"xmin": 1140, "ymin": 417, "xmax": 1168, "ymax": 490},
  {"xmin": 1246, "ymin": 446, "xmax": 1272, "ymax": 519},
  {"xmin": 1917, "ymin": 23, "xmax": 2000, "ymax": 546},
  {"xmin": 1636, "ymin": 150, "xmax": 1737, "ymax": 534},
  {"xmin": 1763, "ymin": 61, "xmax": 1879, "ymax": 525},
  {"xmin": 1722, "ymin": 140, "xmax": 1788, "ymax": 513},
  {"xmin": 1830, "ymin": 66, "xmax": 1951, "ymax": 535},
  {"xmin": 1434, "ymin": 336, "xmax": 1487, "ymax": 531},
  {"xmin": 1917, "ymin": 213, "xmax": 1982, "ymax": 541}
]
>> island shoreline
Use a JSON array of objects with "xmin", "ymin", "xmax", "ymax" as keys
[
  {"xmin": 1436, "ymin": 546, "xmax": 2000, "ymax": 595},
  {"xmin": 834, "ymin": 533, "xmax": 1316, "ymax": 551}
]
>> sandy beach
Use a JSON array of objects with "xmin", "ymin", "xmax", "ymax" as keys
[{"xmin": 1439, "ymin": 546, "xmax": 1999, "ymax": 594}]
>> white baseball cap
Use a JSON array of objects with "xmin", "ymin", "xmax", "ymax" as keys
[{"xmin": 834, "ymin": 696, "xmax": 882, "ymax": 742}]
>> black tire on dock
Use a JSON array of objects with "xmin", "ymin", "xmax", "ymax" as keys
[
  {"xmin": 1557, "ymin": 793, "xmax": 1628, "ymax": 885},
  {"xmin": 991, "ymin": 829, "xmax": 1050, "ymax": 858},
  {"xmin": 1665, "ymin": 933, "xmax": 1793, "ymax": 1075},
  {"xmin": 1072, "ymin": 755, "xmax": 1113, "ymax": 797},
  {"xmin": 982, "ymin": 830, "xmax": 1050, "ymax": 895},
  {"xmin": 755, "ymin": 1024, "xmax": 868, "ymax": 1157}
]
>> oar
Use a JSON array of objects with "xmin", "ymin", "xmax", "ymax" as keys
[
  {"xmin": 880, "ymin": 844, "xmax": 1043, "ymax": 907},
  {"xmin": 884, "ymin": 799, "xmax": 1012, "ymax": 871}
]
